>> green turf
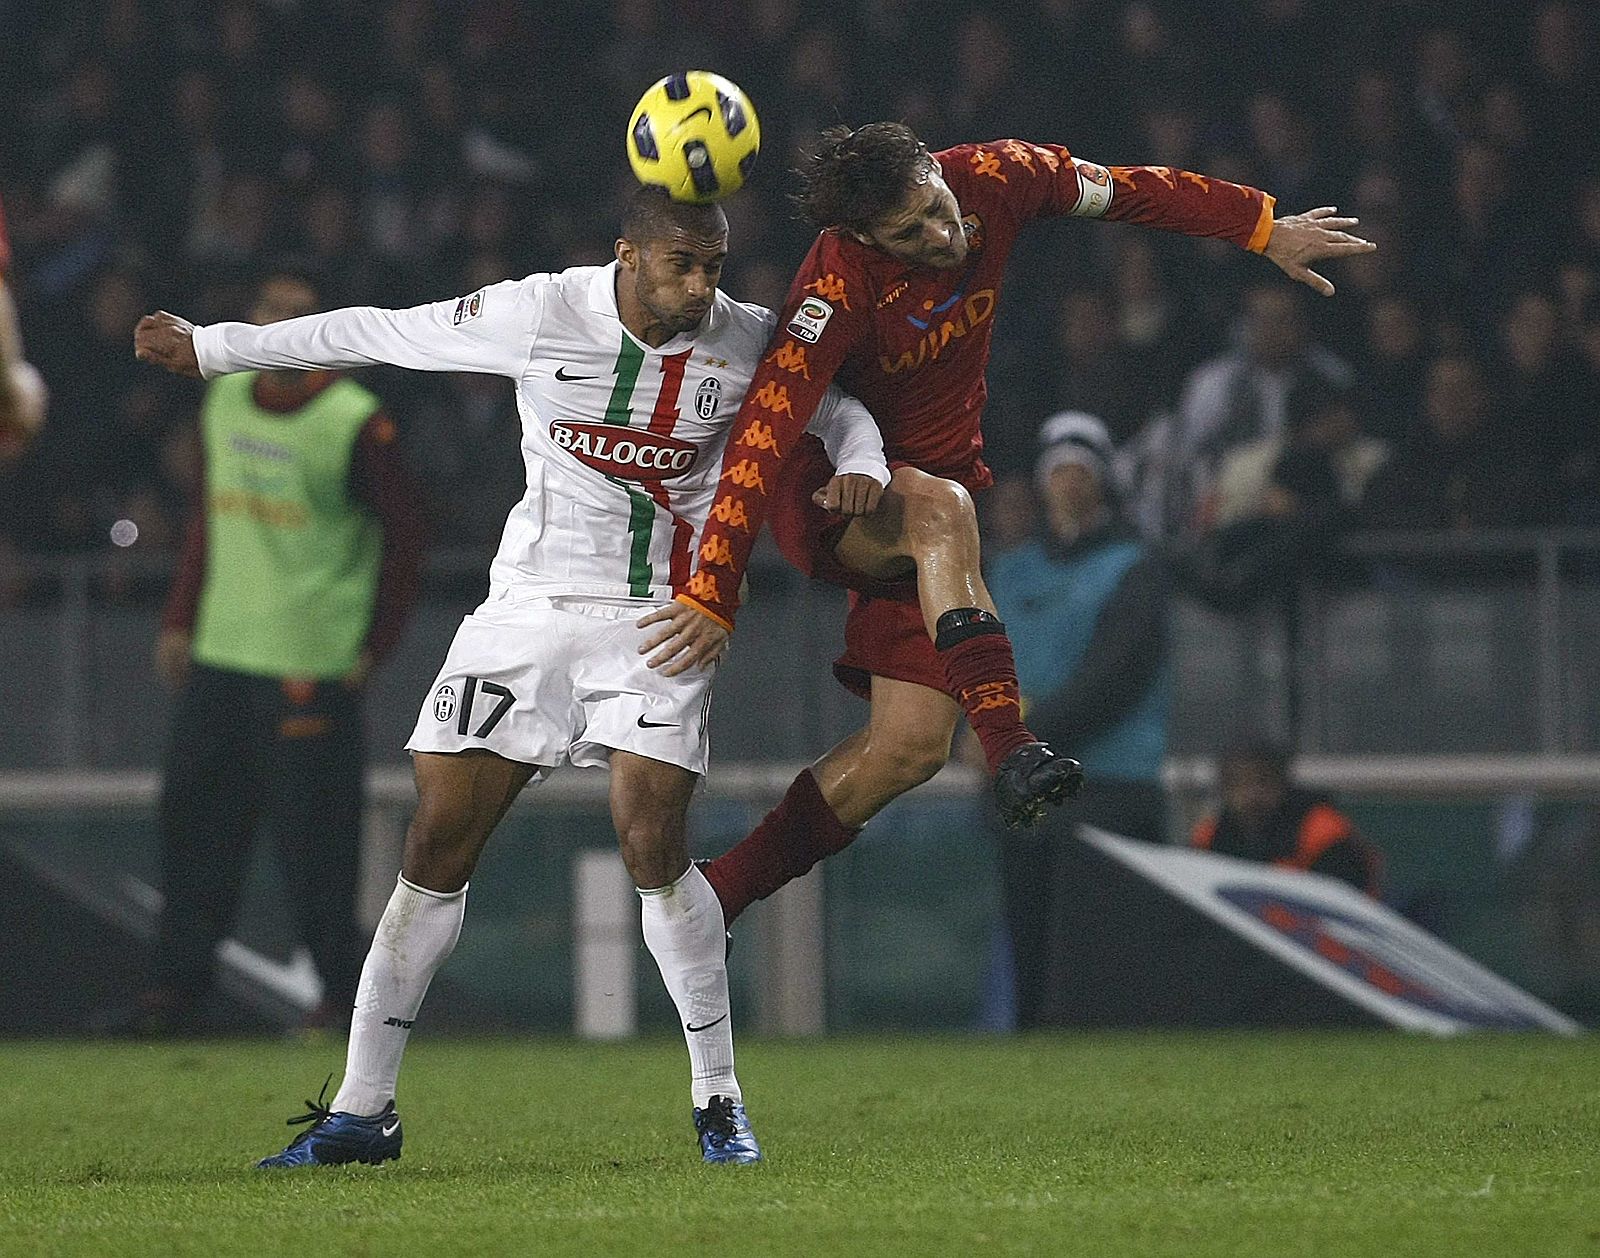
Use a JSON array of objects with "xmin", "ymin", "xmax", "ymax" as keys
[{"xmin": 0, "ymin": 1033, "xmax": 1596, "ymax": 1257}]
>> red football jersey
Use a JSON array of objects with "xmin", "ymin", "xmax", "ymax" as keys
[{"xmin": 680, "ymin": 139, "xmax": 1275, "ymax": 627}]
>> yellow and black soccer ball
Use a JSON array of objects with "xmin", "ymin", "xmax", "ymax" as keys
[{"xmin": 627, "ymin": 71, "xmax": 760, "ymax": 204}]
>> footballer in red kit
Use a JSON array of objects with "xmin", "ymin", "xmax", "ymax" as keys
[{"xmin": 639, "ymin": 124, "xmax": 1374, "ymax": 924}]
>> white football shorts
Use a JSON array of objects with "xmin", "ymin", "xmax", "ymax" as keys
[{"xmin": 406, "ymin": 595, "xmax": 714, "ymax": 779}]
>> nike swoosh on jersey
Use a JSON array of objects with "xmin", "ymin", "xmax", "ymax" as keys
[
  {"xmin": 554, "ymin": 366, "xmax": 598, "ymax": 381},
  {"xmin": 685, "ymin": 1012, "xmax": 728, "ymax": 1033},
  {"xmin": 637, "ymin": 715, "xmax": 678, "ymax": 729}
]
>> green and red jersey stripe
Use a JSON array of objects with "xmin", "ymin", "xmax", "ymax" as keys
[{"xmin": 605, "ymin": 337, "xmax": 694, "ymax": 595}]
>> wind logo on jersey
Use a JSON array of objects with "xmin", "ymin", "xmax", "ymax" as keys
[
  {"xmin": 787, "ymin": 297, "xmax": 834, "ymax": 344},
  {"xmin": 549, "ymin": 420, "xmax": 698, "ymax": 481},
  {"xmin": 880, "ymin": 287, "xmax": 997, "ymax": 374},
  {"xmin": 453, "ymin": 289, "xmax": 486, "ymax": 324},
  {"xmin": 803, "ymin": 273, "xmax": 851, "ymax": 310},
  {"xmin": 695, "ymin": 376, "xmax": 722, "ymax": 419}
]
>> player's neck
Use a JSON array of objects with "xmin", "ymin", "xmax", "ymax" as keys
[{"xmin": 614, "ymin": 276, "xmax": 679, "ymax": 348}]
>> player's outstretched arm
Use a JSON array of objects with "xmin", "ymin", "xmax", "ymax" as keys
[
  {"xmin": 992, "ymin": 141, "xmax": 1374, "ymax": 296},
  {"xmin": 1261, "ymin": 207, "xmax": 1376, "ymax": 297},
  {"xmin": 135, "ymin": 280, "xmax": 544, "ymax": 381}
]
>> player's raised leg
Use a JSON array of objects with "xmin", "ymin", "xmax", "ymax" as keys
[
  {"xmin": 702, "ymin": 467, "xmax": 1084, "ymax": 926},
  {"xmin": 256, "ymin": 749, "xmax": 535, "ymax": 1168},
  {"xmin": 831, "ymin": 466, "xmax": 1081, "ymax": 823},
  {"xmin": 611, "ymin": 749, "xmax": 760, "ymax": 1165},
  {"xmin": 704, "ymin": 675, "xmax": 959, "ymax": 922}
]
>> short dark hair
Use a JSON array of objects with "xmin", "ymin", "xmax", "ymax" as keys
[
  {"xmin": 792, "ymin": 122, "xmax": 933, "ymax": 232},
  {"xmin": 620, "ymin": 186, "xmax": 727, "ymax": 247}
]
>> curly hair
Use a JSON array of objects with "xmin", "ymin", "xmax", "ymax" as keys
[{"xmin": 792, "ymin": 122, "xmax": 933, "ymax": 233}]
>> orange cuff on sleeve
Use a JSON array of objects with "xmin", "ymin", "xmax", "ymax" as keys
[
  {"xmin": 1246, "ymin": 194, "xmax": 1277, "ymax": 253},
  {"xmin": 674, "ymin": 592, "xmax": 735, "ymax": 633}
]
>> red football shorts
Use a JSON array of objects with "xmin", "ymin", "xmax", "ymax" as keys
[{"xmin": 769, "ymin": 435, "xmax": 944, "ymax": 700}]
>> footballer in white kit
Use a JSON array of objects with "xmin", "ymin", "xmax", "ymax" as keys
[
  {"xmin": 192, "ymin": 259, "xmax": 887, "ymax": 779},
  {"xmin": 136, "ymin": 189, "xmax": 888, "ymax": 1169}
]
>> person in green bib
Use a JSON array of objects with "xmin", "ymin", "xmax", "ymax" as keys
[{"xmin": 133, "ymin": 267, "xmax": 424, "ymax": 1035}]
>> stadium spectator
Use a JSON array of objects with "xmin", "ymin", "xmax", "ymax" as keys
[
  {"xmin": 2, "ymin": 0, "xmax": 1597, "ymax": 553},
  {"xmin": 1497, "ymin": 288, "xmax": 1599, "ymax": 506},
  {"xmin": 1360, "ymin": 355, "xmax": 1545, "ymax": 531},
  {"xmin": 1192, "ymin": 744, "xmax": 1381, "ymax": 897},
  {"xmin": 1173, "ymin": 379, "xmax": 1386, "ymax": 612},
  {"xmin": 988, "ymin": 412, "xmax": 1174, "ymax": 1027},
  {"xmin": 1170, "ymin": 283, "xmax": 1353, "ymax": 534},
  {"xmin": 128, "ymin": 267, "xmax": 424, "ymax": 1035},
  {"xmin": 1210, "ymin": 381, "xmax": 1389, "ymax": 531},
  {"xmin": 1046, "ymin": 289, "xmax": 1152, "ymax": 444},
  {"xmin": 1360, "ymin": 293, "xmax": 1427, "ymax": 442}
]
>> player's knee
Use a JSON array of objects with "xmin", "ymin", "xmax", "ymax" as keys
[
  {"xmin": 901, "ymin": 474, "xmax": 977, "ymax": 553},
  {"xmin": 403, "ymin": 799, "xmax": 475, "ymax": 891},
  {"xmin": 615, "ymin": 815, "xmax": 687, "ymax": 889},
  {"xmin": 870, "ymin": 734, "xmax": 951, "ymax": 792}
]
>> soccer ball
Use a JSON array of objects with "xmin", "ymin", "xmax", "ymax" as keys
[{"xmin": 627, "ymin": 71, "xmax": 761, "ymax": 204}]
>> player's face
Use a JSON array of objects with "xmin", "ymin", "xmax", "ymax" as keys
[
  {"xmin": 860, "ymin": 162, "xmax": 968, "ymax": 270},
  {"xmin": 626, "ymin": 230, "xmax": 729, "ymax": 336}
]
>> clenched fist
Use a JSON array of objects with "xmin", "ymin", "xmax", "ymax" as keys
[{"xmin": 133, "ymin": 311, "xmax": 202, "ymax": 378}]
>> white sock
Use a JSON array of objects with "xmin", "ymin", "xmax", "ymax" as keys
[
  {"xmin": 639, "ymin": 863, "xmax": 740, "ymax": 1108},
  {"xmin": 332, "ymin": 875, "xmax": 466, "ymax": 1116}
]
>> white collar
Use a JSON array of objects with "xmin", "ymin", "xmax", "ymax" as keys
[{"xmin": 587, "ymin": 260, "xmax": 714, "ymax": 347}]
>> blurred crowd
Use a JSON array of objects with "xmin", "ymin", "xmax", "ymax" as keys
[{"xmin": 1, "ymin": 0, "xmax": 1598, "ymax": 571}]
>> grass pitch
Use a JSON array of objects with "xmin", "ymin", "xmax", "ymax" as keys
[{"xmin": 0, "ymin": 1033, "xmax": 1595, "ymax": 1257}]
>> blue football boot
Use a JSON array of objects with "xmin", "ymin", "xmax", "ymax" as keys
[
  {"xmin": 255, "ymin": 1078, "xmax": 402, "ymax": 1169},
  {"xmin": 693, "ymin": 1095, "xmax": 762, "ymax": 1165}
]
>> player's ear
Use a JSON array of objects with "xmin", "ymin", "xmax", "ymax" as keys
[{"xmin": 615, "ymin": 238, "xmax": 637, "ymax": 272}]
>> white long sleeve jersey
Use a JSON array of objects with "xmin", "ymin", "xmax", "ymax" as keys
[{"xmin": 193, "ymin": 262, "xmax": 889, "ymax": 603}]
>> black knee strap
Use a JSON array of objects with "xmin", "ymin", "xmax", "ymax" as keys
[{"xmin": 934, "ymin": 607, "xmax": 1006, "ymax": 651}]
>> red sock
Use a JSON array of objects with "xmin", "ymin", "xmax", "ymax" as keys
[
  {"xmin": 701, "ymin": 769, "xmax": 856, "ymax": 925},
  {"xmin": 936, "ymin": 612, "xmax": 1037, "ymax": 776}
]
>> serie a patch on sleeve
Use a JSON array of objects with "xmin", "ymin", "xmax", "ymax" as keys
[
  {"xmin": 1069, "ymin": 161, "xmax": 1113, "ymax": 219},
  {"xmin": 453, "ymin": 288, "xmax": 487, "ymax": 325},
  {"xmin": 786, "ymin": 296, "xmax": 833, "ymax": 344}
]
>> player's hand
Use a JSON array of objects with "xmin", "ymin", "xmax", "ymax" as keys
[
  {"xmin": 637, "ymin": 602, "xmax": 730, "ymax": 676},
  {"xmin": 812, "ymin": 473, "xmax": 885, "ymax": 517},
  {"xmin": 1263, "ymin": 207, "xmax": 1376, "ymax": 297},
  {"xmin": 133, "ymin": 311, "xmax": 202, "ymax": 378},
  {"xmin": 154, "ymin": 628, "xmax": 192, "ymax": 690}
]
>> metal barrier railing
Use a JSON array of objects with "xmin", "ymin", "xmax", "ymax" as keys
[{"xmin": 4, "ymin": 529, "xmax": 1600, "ymax": 767}]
